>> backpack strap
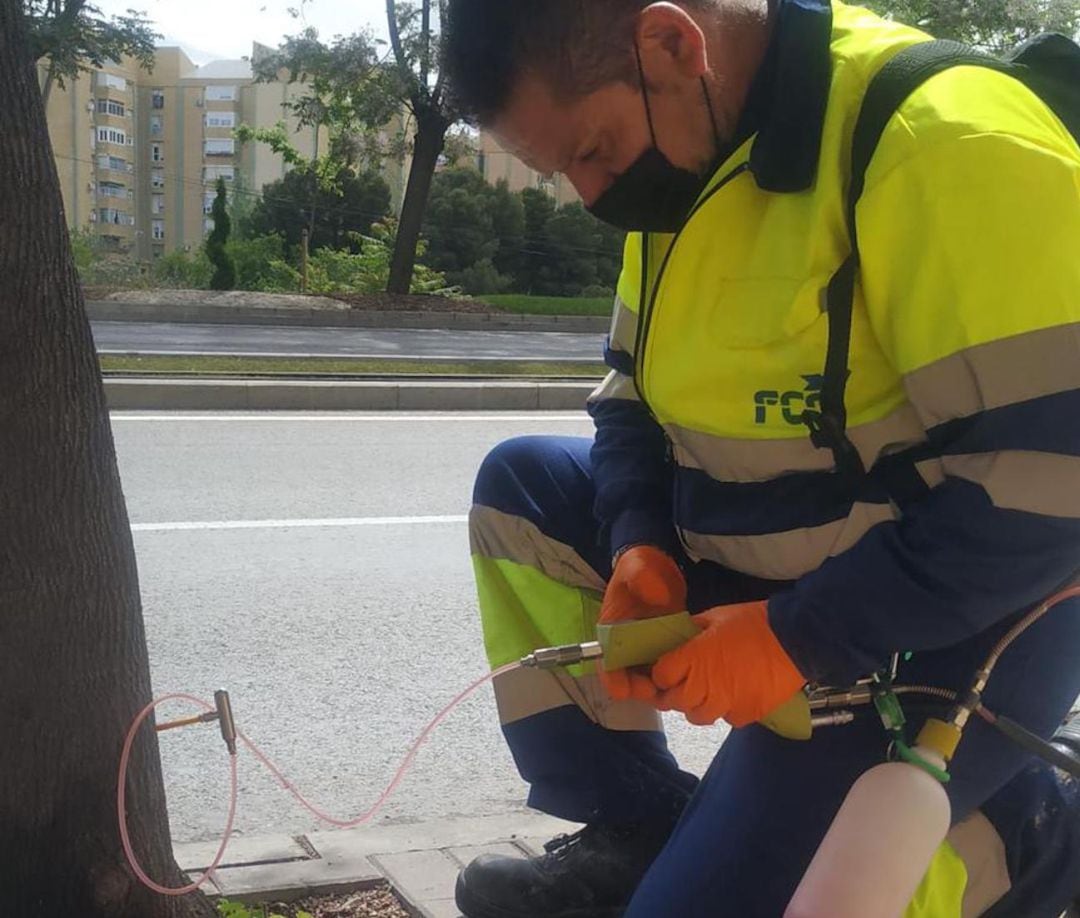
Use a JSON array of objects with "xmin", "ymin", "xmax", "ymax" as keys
[{"xmin": 804, "ymin": 40, "xmax": 1007, "ymax": 480}]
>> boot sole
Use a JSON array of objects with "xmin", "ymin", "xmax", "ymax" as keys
[{"xmin": 455, "ymin": 872, "xmax": 625, "ymax": 918}]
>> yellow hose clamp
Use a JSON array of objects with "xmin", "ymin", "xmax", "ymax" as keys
[{"xmin": 916, "ymin": 718, "xmax": 963, "ymax": 763}]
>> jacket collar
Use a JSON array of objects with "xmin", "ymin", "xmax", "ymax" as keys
[{"xmin": 738, "ymin": 0, "xmax": 834, "ymax": 193}]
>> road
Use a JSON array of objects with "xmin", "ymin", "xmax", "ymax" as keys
[
  {"xmin": 93, "ymin": 321, "xmax": 605, "ymax": 363},
  {"xmin": 113, "ymin": 411, "xmax": 726, "ymax": 844}
]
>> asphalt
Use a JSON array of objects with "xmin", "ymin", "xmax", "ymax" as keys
[
  {"xmin": 93, "ymin": 320, "xmax": 605, "ymax": 362},
  {"xmin": 113, "ymin": 412, "xmax": 727, "ymax": 844}
]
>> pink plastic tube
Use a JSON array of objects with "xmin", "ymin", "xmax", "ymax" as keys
[{"xmin": 118, "ymin": 661, "xmax": 520, "ymax": 895}]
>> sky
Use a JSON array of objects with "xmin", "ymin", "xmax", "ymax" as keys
[{"xmin": 95, "ymin": 0, "xmax": 391, "ymax": 63}]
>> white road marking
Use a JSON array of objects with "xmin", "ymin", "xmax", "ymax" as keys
[
  {"xmin": 111, "ymin": 413, "xmax": 589, "ymax": 423},
  {"xmin": 131, "ymin": 514, "xmax": 469, "ymax": 533}
]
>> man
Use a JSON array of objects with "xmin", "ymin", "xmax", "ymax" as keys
[{"xmin": 443, "ymin": 1, "xmax": 1080, "ymax": 915}]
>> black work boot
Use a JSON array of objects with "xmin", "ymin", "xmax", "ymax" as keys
[{"xmin": 454, "ymin": 822, "xmax": 671, "ymax": 918}]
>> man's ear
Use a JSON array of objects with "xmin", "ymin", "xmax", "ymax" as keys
[{"xmin": 636, "ymin": 2, "xmax": 710, "ymax": 86}]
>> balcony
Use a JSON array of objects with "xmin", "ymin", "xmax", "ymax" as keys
[{"xmin": 97, "ymin": 186, "xmax": 129, "ymax": 201}]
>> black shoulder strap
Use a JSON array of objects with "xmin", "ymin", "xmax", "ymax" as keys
[{"xmin": 805, "ymin": 40, "xmax": 1007, "ymax": 480}]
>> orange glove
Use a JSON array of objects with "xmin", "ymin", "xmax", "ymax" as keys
[
  {"xmin": 599, "ymin": 545, "xmax": 686, "ymax": 704},
  {"xmin": 653, "ymin": 601, "xmax": 806, "ymax": 727}
]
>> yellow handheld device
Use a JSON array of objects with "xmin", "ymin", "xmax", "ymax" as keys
[{"xmin": 595, "ymin": 611, "xmax": 812, "ymax": 741}]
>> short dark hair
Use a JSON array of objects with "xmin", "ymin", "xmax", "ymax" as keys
[{"xmin": 443, "ymin": 0, "xmax": 666, "ymax": 122}]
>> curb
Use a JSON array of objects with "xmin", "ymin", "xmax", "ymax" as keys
[
  {"xmin": 104, "ymin": 378, "xmax": 597, "ymax": 411},
  {"xmin": 87, "ymin": 301, "xmax": 610, "ymax": 334},
  {"xmin": 174, "ymin": 812, "xmax": 577, "ymax": 916}
]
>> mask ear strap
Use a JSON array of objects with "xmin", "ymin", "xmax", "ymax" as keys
[
  {"xmin": 701, "ymin": 78, "xmax": 721, "ymax": 147},
  {"xmin": 634, "ymin": 44, "xmax": 659, "ymax": 144}
]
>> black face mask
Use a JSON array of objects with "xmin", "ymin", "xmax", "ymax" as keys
[
  {"xmin": 588, "ymin": 49, "xmax": 721, "ymax": 234},
  {"xmin": 588, "ymin": 147, "xmax": 709, "ymax": 233}
]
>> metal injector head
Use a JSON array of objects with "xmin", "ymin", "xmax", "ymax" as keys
[
  {"xmin": 214, "ymin": 689, "xmax": 238, "ymax": 755},
  {"xmin": 520, "ymin": 642, "xmax": 604, "ymax": 670}
]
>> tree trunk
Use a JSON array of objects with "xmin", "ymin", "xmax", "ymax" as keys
[
  {"xmin": 0, "ymin": 4, "xmax": 215, "ymax": 916},
  {"xmin": 387, "ymin": 106, "xmax": 448, "ymax": 294}
]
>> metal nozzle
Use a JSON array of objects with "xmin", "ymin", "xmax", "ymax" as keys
[
  {"xmin": 521, "ymin": 642, "xmax": 604, "ymax": 670},
  {"xmin": 214, "ymin": 689, "xmax": 237, "ymax": 755},
  {"xmin": 808, "ymin": 684, "xmax": 874, "ymax": 712},
  {"xmin": 810, "ymin": 711, "xmax": 857, "ymax": 729}
]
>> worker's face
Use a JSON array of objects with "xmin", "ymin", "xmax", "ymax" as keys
[{"xmin": 491, "ymin": 4, "xmax": 731, "ymax": 231}]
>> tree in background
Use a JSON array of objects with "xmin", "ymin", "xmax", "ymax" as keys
[
  {"xmin": 422, "ymin": 168, "xmax": 498, "ymax": 273},
  {"xmin": 489, "ymin": 179, "xmax": 526, "ymax": 281},
  {"xmin": 420, "ymin": 170, "xmax": 623, "ymax": 297},
  {"xmin": 383, "ymin": 0, "xmax": 459, "ymax": 294},
  {"xmin": 205, "ymin": 177, "xmax": 235, "ymax": 291},
  {"xmin": 21, "ymin": 0, "xmax": 159, "ymax": 104},
  {"xmin": 242, "ymin": 2, "xmax": 458, "ymax": 294},
  {"xmin": 867, "ymin": 0, "xmax": 1080, "ymax": 52},
  {"xmin": 0, "ymin": 1, "xmax": 214, "ymax": 914},
  {"xmin": 248, "ymin": 165, "xmax": 391, "ymax": 253},
  {"xmin": 517, "ymin": 188, "xmax": 558, "ymax": 295},
  {"xmin": 531, "ymin": 203, "xmax": 607, "ymax": 297},
  {"xmin": 422, "ymin": 169, "xmax": 523, "ymax": 294}
]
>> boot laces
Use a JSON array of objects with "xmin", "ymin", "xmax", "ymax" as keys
[{"xmin": 542, "ymin": 825, "xmax": 603, "ymax": 862}]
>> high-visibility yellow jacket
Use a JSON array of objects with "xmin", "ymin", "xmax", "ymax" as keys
[{"xmin": 587, "ymin": 0, "xmax": 1080, "ymax": 684}]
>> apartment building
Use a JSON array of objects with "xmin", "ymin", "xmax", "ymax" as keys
[{"xmin": 41, "ymin": 44, "xmax": 327, "ymax": 260}]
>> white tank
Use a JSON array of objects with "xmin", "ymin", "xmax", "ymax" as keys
[{"xmin": 785, "ymin": 747, "xmax": 951, "ymax": 918}]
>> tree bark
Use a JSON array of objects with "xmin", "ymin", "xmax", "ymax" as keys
[
  {"xmin": 388, "ymin": 106, "xmax": 448, "ymax": 294},
  {"xmin": 0, "ymin": 3, "xmax": 215, "ymax": 916}
]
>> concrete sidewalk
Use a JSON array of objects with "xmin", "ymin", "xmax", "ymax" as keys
[
  {"xmin": 104, "ymin": 378, "xmax": 598, "ymax": 411},
  {"xmin": 175, "ymin": 812, "xmax": 578, "ymax": 917}
]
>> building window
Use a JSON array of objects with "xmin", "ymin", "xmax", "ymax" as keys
[
  {"xmin": 97, "ymin": 153, "xmax": 128, "ymax": 171},
  {"xmin": 204, "ymin": 85, "xmax": 237, "ymax": 102},
  {"xmin": 96, "ymin": 99, "xmax": 125, "ymax": 117},
  {"xmin": 152, "ymin": 194, "xmax": 165, "ymax": 215},
  {"xmin": 204, "ymin": 139, "xmax": 235, "ymax": 157},
  {"xmin": 98, "ymin": 72, "xmax": 127, "ymax": 91},
  {"xmin": 151, "ymin": 168, "xmax": 165, "ymax": 189},
  {"xmin": 203, "ymin": 192, "xmax": 217, "ymax": 215},
  {"xmin": 98, "ymin": 181, "xmax": 126, "ymax": 199},
  {"xmin": 151, "ymin": 144, "xmax": 164, "ymax": 163},
  {"xmin": 204, "ymin": 217, "xmax": 215, "ymax": 234},
  {"xmin": 150, "ymin": 114, "xmax": 163, "ymax": 136},
  {"xmin": 203, "ymin": 165, "xmax": 235, "ymax": 182},
  {"xmin": 97, "ymin": 127, "xmax": 127, "ymax": 145},
  {"xmin": 152, "ymin": 219, "xmax": 165, "ymax": 240},
  {"xmin": 99, "ymin": 208, "xmax": 131, "ymax": 225},
  {"xmin": 152, "ymin": 89, "xmax": 165, "ymax": 109},
  {"xmin": 205, "ymin": 112, "xmax": 236, "ymax": 128}
]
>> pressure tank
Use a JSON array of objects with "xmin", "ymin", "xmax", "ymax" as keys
[{"xmin": 785, "ymin": 747, "xmax": 951, "ymax": 918}]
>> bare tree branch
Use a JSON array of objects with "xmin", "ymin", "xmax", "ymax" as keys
[
  {"xmin": 385, "ymin": 0, "xmax": 419, "ymax": 105},
  {"xmin": 420, "ymin": 0, "xmax": 431, "ymax": 92}
]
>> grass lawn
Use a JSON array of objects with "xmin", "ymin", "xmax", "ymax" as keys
[
  {"xmin": 480, "ymin": 294, "xmax": 613, "ymax": 317},
  {"xmin": 100, "ymin": 354, "xmax": 606, "ymax": 378}
]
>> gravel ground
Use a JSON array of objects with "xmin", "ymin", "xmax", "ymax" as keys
[{"xmin": 259, "ymin": 885, "xmax": 410, "ymax": 918}]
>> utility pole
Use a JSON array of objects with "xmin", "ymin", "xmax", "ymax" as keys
[{"xmin": 300, "ymin": 227, "xmax": 310, "ymax": 294}]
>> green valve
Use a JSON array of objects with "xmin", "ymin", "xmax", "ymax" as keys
[{"xmin": 873, "ymin": 685, "xmax": 907, "ymax": 734}]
